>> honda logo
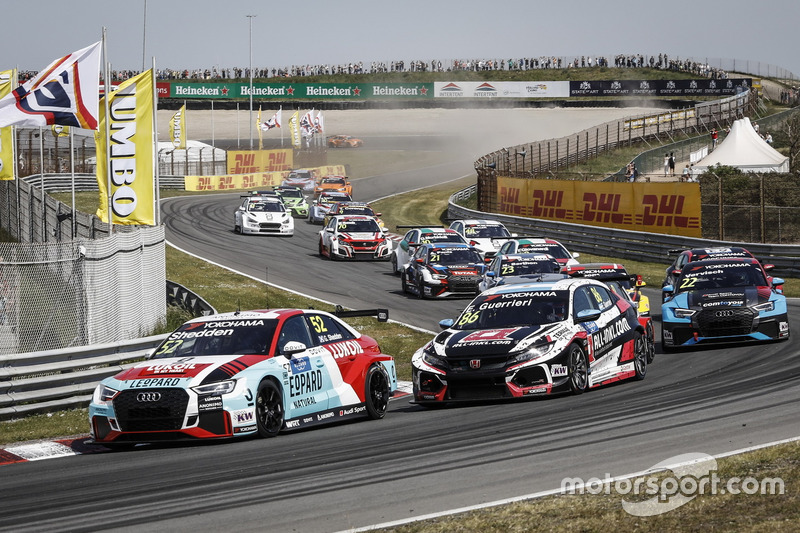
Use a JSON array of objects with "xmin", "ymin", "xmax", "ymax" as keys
[
  {"xmin": 469, "ymin": 359, "xmax": 481, "ymax": 369},
  {"xmin": 137, "ymin": 392, "xmax": 162, "ymax": 402},
  {"xmin": 715, "ymin": 310, "xmax": 735, "ymax": 317}
]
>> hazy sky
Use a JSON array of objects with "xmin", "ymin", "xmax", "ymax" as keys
[{"xmin": 2, "ymin": 0, "xmax": 797, "ymax": 79}]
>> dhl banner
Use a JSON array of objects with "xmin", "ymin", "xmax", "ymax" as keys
[
  {"xmin": 185, "ymin": 164, "xmax": 346, "ymax": 192},
  {"xmin": 0, "ymin": 69, "xmax": 14, "ymax": 180},
  {"xmin": 496, "ymin": 177, "xmax": 701, "ymax": 237},
  {"xmin": 96, "ymin": 70, "xmax": 155, "ymax": 225},
  {"xmin": 227, "ymin": 149, "xmax": 293, "ymax": 174}
]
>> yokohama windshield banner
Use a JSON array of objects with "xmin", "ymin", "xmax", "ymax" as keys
[
  {"xmin": 95, "ymin": 70, "xmax": 155, "ymax": 225},
  {"xmin": 496, "ymin": 177, "xmax": 701, "ymax": 237},
  {"xmin": 569, "ymin": 78, "xmax": 753, "ymax": 97}
]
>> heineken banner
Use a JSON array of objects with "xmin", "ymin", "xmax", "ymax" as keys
[
  {"xmin": 159, "ymin": 82, "xmax": 434, "ymax": 100},
  {"xmin": 569, "ymin": 78, "xmax": 753, "ymax": 97}
]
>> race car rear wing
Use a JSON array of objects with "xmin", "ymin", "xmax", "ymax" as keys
[{"xmin": 333, "ymin": 305, "xmax": 389, "ymax": 322}]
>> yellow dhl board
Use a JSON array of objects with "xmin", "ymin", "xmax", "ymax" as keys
[
  {"xmin": 227, "ymin": 149, "xmax": 293, "ymax": 174},
  {"xmin": 184, "ymin": 164, "xmax": 347, "ymax": 192},
  {"xmin": 496, "ymin": 176, "xmax": 701, "ymax": 237}
]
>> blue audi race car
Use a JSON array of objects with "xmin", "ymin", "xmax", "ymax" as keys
[
  {"xmin": 88, "ymin": 308, "xmax": 397, "ymax": 446},
  {"xmin": 661, "ymin": 258, "xmax": 789, "ymax": 350}
]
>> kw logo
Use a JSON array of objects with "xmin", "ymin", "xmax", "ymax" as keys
[
  {"xmin": 532, "ymin": 190, "xmax": 567, "ymax": 219},
  {"xmin": 233, "ymin": 153, "xmax": 257, "ymax": 174},
  {"xmin": 640, "ymin": 195, "xmax": 697, "ymax": 228},
  {"xmin": 582, "ymin": 193, "xmax": 627, "ymax": 223}
]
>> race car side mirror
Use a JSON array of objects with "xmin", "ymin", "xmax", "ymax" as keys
[
  {"xmin": 282, "ymin": 341, "xmax": 307, "ymax": 357},
  {"xmin": 575, "ymin": 309, "xmax": 602, "ymax": 323},
  {"xmin": 763, "ymin": 264, "xmax": 775, "ymax": 271},
  {"xmin": 486, "ymin": 271, "xmax": 496, "ymax": 278},
  {"xmin": 772, "ymin": 277, "xmax": 785, "ymax": 286},
  {"xmin": 439, "ymin": 319, "xmax": 454, "ymax": 330}
]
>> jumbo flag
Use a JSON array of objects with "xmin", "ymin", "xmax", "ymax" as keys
[
  {"xmin": 0, "ymin": 42, "xmax": 101, "ymax": 130},
  {"xmin": 0, "ymin": 69, "xmax": 15, "ymax": 180},
  {"xmin": 313, "ymin": 110, "xmax": 324, "ymax": 134},
  {"xmin": 169, "ymin": 104, "xmax": 186, "ymax": 150},
  {"xmin": 95, "ymin": 69, "xmax": 155, "ymax": 226},
  {"xmin": 289, "ymin": 110, "xmax": 301, "ymax": 148},
  {"xmin": 300, "ymin": 110, "xmax": 315, "ymax": 138},
  {"xmin": 260, "ymin": 108, "xmax": 281, "ymax": 130}
]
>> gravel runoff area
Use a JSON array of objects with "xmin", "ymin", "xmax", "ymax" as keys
[{"xmin": 157, "ymin": 106, "xmax": 663, "ymax": 157}]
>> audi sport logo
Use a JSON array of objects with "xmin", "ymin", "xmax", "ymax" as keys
[
  {"xmin": 137, "ymin": 392, "xmax": 162, "ymax": 402},
  {"xmin": 715, "ymin": 310, "xmax": 735, "ymax": 317},
  {"xmin": 470, "ymin": 360, "xmax": 481, "ymax": 369}
]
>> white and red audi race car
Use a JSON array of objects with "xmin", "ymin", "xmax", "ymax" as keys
[
  {"xmin": 412, "ymin": 278, "xmax": 648, "ymax": 406},
  {"xmin": 89, "ymin": 308, "xmax": 397, "ymax": 446}
]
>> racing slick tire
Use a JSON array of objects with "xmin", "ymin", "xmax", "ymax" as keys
[
  {"xmin": 567, "ymin": 344, "xmax": 589, "ymax": 395},
  {"xmin": 318, "ymin": 239, "xmax": 326, "ymax": 258},
  {"xmin": 401, "ymin": 272, "xmax": 409, "ymax": 294},
  {"xmin": 234, "ymin": 223, "xmax": 242, "ymax": 234},
  {"xmin": 390, "ymin": 253, "xmax": 399, "ymax": 274},
  {"xmin": 364, "ymin": 365, "xmax": 390, "ymax": 420},
  {"xmin": 633, "ymin": 331, "xmax": 648, "ymax": 380},
  {"xmin": 416, "ymin": 278, "xmax": 426, "ymax": 299},
  {"xmin": 255, "ymin": 379, "xmax": 284, "ymax": 438},
  {"xmin": 645, "ymin": 320, "xmax": 656, "ymax": 363}
]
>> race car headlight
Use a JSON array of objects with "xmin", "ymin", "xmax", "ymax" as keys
[
  {"xmin": 431, "ymin": 273, "xmax": 448, "ymax": 280},
  {"xmin": 337, "ymin": 236, "xmax": 350, "ymax": 244},
  {"xmin": 753, "ymin": 301, "xmax": 775, "ymax": 313},
  {"xmin": 93, "ymin": 384, "xmax": 119, "ymax": 404},
  {"xmin": 192, "ymin": 380, "xmax": 236, "ymax": 396},
  {"xmin": 421, "ymin": 347, "xmax": 446, "ymax": 369},
  {"xmin": 673, "ymin": 308, "xmax": 696, "ymax": 318},
  {"xmin": 509, "ymin": 341, "xmax": 554, "ymax": 365}
]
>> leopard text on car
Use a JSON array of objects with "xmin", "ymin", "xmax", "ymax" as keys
[
  {"xmin": 88, "ymin": 308, "xmax": 397, "ymax": 445},
  {"xmin": 234, "ymin": 195, "xmax": 294, "ymax": 236},
  {"xmin": 391, "ymin": 226, "xmax": 468, "ymax": 274},
  {"xmin": 319, "ymin": 215, "xmax": 392, "ymax": 261},
  {"xmin": 498, "ymin": 237, "xmax": 580, "ymax": 267},
  {"xmin": 401, "ymin": 243, "xmax": 486, "ymax": 299},
  {"xmin": 308, "ymin": 191, "xmax": 352, "ymax": 224},
  {"xmin": 661, "ymin": 258, "xmax": 789, "ymax": 350},
  {"xmin": 274, "ymin": 185, "xmax": 309, "ymax": 218},
  {"xmin": 281, "ymin": 169, "xmax": 317, "ymax": 192},
  {"xmin": 448, "ymin": 219, "xmax": 516, "ymax": 262},
  {"xmin": 411, "ymin": 278, "xmax": 648, "ymax": 405},
  {"xmin": 562, "ymin": 263, "xmax": 655, "ymax": 363}
]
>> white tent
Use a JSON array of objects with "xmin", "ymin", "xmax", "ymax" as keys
[
  {"xmin": 692, "ymin": 117, "xmax": 789, "ymax": 175},
  {"xmin": 157, "ymin": 140, "xmax": 226, "ymax": 162}
]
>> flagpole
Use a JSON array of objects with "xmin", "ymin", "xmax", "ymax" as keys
[
  {"xmin": 13, "ymin": 126, "xmax": 20, "ymax": 240},
  {"xmin": 103, "ymin": 29, "xmax": 113, "ymax": 235},
  {"xmin": 38, "ymin": 126, "xmax": 45, "ymax": 241},
  {"xmin": 152, "ymin": 57, "xmax": 160, "ymax": 226},
  {"xmin": 69, "ymin": 127, "xmax": 76, "ymax": 239}
]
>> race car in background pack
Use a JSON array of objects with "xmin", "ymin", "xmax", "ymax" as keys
[
  {"xmin": 401, "ymin": 242, "xmax": 485, "ymax": 298},
  {"xmin": 391, "ymin": 226, "xmax": 468, "ymax": 274},
  {"xmin": 318, "ymin": 215, "xmax": 392, "ymax": 261},
  {"xmin": 448, "ymin": 219, "xmax": 516, "ymax": 262},
  {"xmin": 274, "ymin": 185, "xmax": 309, "ymax": 218},
  {"xmin": 479, "ymin": 253, "xmax": 563, "ymax": 291},
  {"xmin": 498, "ymin": 237, "xmax": 580, "ymax": 267},
  {"xmin": 234, "ymin": 195, "xmax": 294, "ymax": 236}
]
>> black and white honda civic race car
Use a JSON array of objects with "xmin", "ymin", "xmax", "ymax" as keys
[{"xmin": 411, "ymin": 278, "xmax": 648, "ymax": 405}]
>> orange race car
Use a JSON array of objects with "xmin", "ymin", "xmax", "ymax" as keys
[
  {"xmin": 327, "ymin": 134, "xmax": 363, "ymax": 148},
  {"xmin": 314, "ymin": 175, "xmax": 353, "ymax": 197}
]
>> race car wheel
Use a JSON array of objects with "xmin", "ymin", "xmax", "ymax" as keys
[
  {"xmin": 234, "ymin": 223, "xmax": 241, "ymax": 234},
  {"xmin": 416, "ymin": 278, "xmax": 426, "ymax": 299},
  {"xmin": 390, "ymin": 254, "xmax": 399, "ymax": 273},
  {"xmin": 318, "ymin": 239, "xmax": 326, "ymax": 258},
  {"xmin": 567, "ymin": 344, "xmax": 589, "ymax": 394},
  {"xmin": 255, "ymin": 380, "xmax": 284, "ymax": 438},
  {"xmin": 645, "ymin": 321, "xmax": 656, "ymax": 363},
  {"xmin": 401, "ymin": 272, "xmax": 409, "ymax": 294},
  {"xmin": 633, "ymin": 331, "xmax": 648, "ymax": 380},
  {"xmin": 365, "ymin": 365, "xmax": 390, "ymax": 420}
]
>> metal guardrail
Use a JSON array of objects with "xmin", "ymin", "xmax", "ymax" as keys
[
  {"xmin": 0, "ymin": 334, "xmax": 167, "ymax": 420},
  {"xmin": 448, "ymin": 187, "xmax": 800, "ymax": 277}
]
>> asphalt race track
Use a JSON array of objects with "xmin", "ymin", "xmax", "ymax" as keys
[{"xmin": 2, "ymin": 112, "xmax": 800, "ymax": 533}]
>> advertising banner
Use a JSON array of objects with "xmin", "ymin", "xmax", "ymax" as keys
[
  {"xmin": 496, "ymin": 177, "xmax": 701, "ymax": 237},
  {"xmin": 434, "ymin": 81, "xmax": 569, "ymax": 98},
  {"xmin": 569, "ymin": 78, "xmax": 752, "ymax": 97},
  {"xmin": 167, "ymin": 82, "xmax": 434, "ymax": 100},
  {"xmin": 227, "ymin": 149, "xmax": 293, "ymax": 174}
]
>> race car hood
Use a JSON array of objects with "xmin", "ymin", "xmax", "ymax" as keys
[
  {"xmin": 436, "ymin": 325, "xmax": 545, "ymax": 357},
  {"xmin": 498, "ymin": 273, "xmax": 563, "ymax": 285},
  {"xmin": 282, "ymin": 198, "xmax": 306, "ymax": 207},
  {"xmin": 682, "ymin": 286, "xmax": 766, "ymax": 309},
  {"xmin": 110, "ymin": 354, "xmax": 267, "ymax": 387},
  {"xmin": 340, "ymin": 232, "xmax": 383, "ymax": 240},
  {"xmin": 246, "ymin": 212, "xmax": 286, "ymax": 222}
]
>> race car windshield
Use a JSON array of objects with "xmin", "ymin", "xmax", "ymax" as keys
[
  {"xmin": 430, "ymin": 248, "xmax": 482, "ymax": 265},
  {"xmin": 152, "ymin": 320, "xmax": 279, "ymax": 358},
  {"xmin": 464, "ymin": 225, "xmax": 510, "ymax": 238},
  {"xmin": 340, "ymin": 220, "xmax": 381, "ymax": 232},
  {"xmin": 454, "ymin": 292, "xmax": 571, "ymax": 329},
  {"xmin": 342, "ymin": 207, "xmax": 373, "ymax": 216},
  {"xmin": 279, "ymin": 189, "xmax": 303, "ymax": 198},
  {"xmin": 421, "ymin": 233, "xmax": 463, "ymax": 244},
  {"xmin": 501, "ymin": 260, "xmax": 557, "ymax": 275},
  {"xmin": 518, "ymin": 244, "xmax": 570, "ymax": 259},
  {"xmin": 676, "ymin": 264, "xmax": 767, "ymax": 293},
  {"xmin": 249, "ymin": 202, "xmax": 283, "ymax": 212},
  {"xmin": 323, "ymin": 178, "xmax": 345, "ymax": 185}
]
